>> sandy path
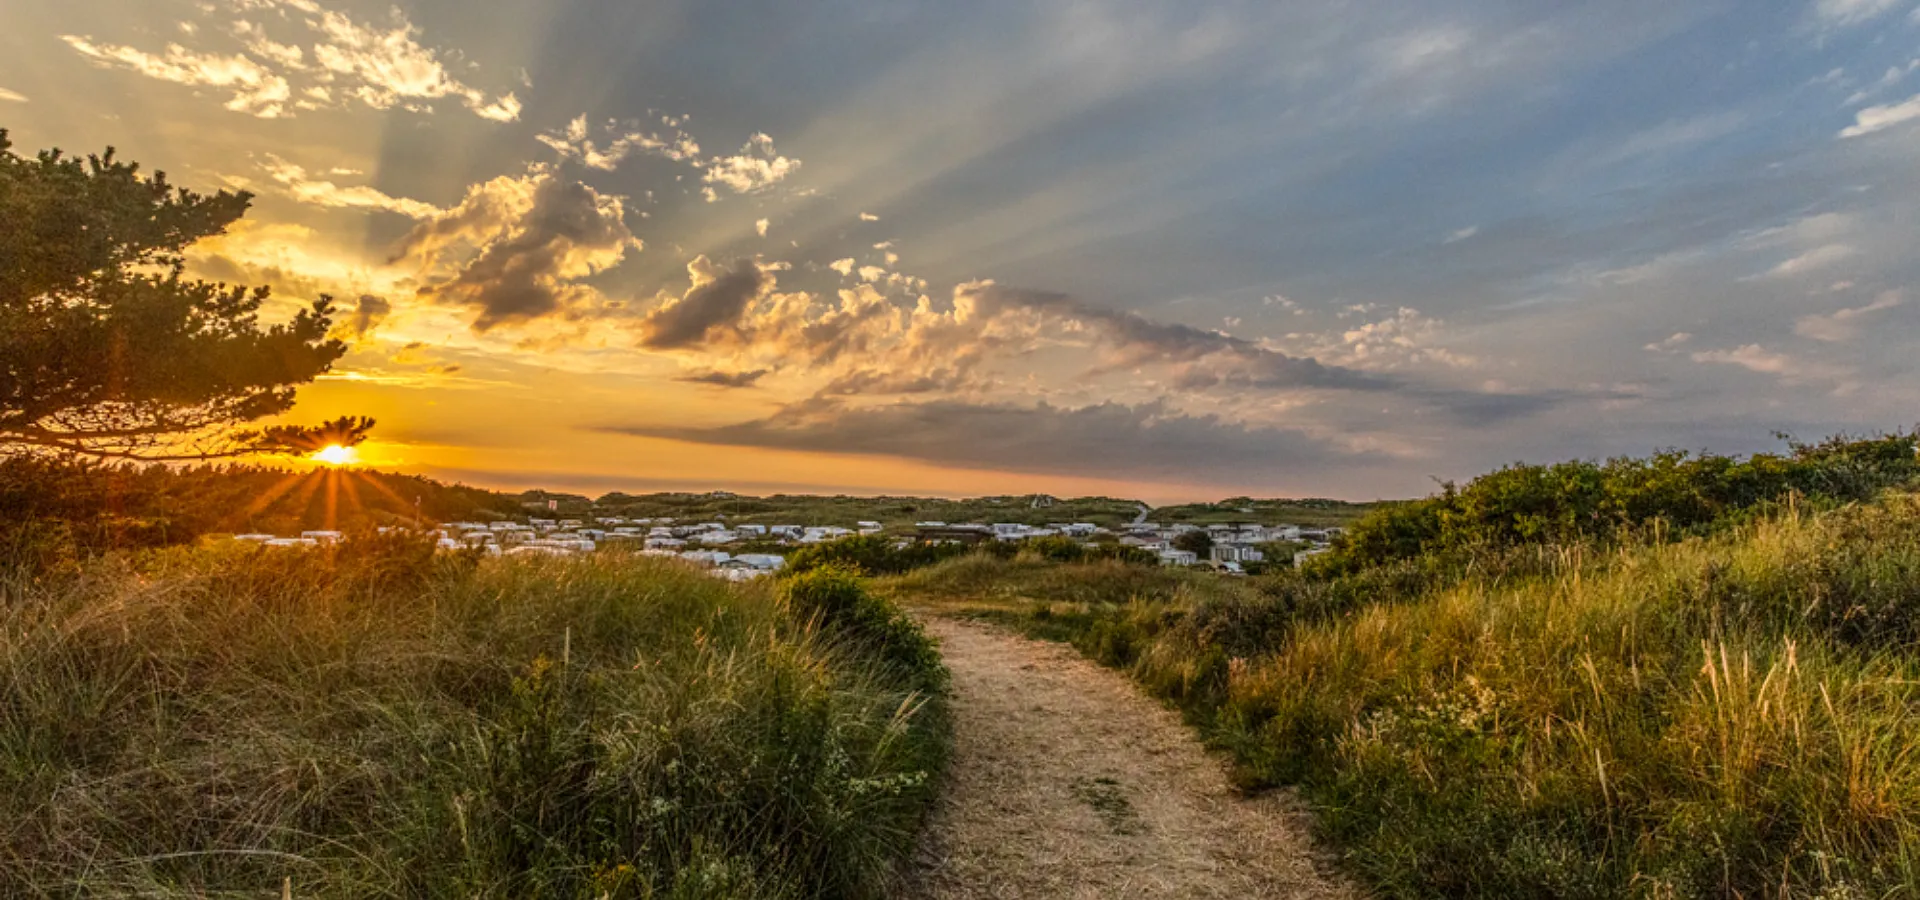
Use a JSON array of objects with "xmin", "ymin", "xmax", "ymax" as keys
[{"xmin": 903, "ymin": 619, "xmax": 1354, "ymax": 900}]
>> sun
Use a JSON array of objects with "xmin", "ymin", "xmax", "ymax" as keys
[{"xmin": 311, "ymin": 444, "xmax": 360, "ymax": 467}]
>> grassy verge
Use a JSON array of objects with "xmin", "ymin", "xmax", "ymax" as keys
[
  {"xmin": 1, "ymin": 536, "xmax": 948, "ymax": 899},
  {"xmin": 888, "ymin": 497, "xmax": 1920, "ymax": 898}
]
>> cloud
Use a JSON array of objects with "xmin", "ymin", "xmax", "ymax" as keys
[
  {"xmin": 637, "ymin": 256, "xmax": 772, "ymax": 349},
  {"xmin": 304, "ymin": 5, "xmax": 518, "ymax": 118},
  {"xmin": 62, "ymin": 1, "xmax": 519, "ymax": 121},
  {"xmin": 1794, "ymin": 291, "xmax": 1904, "ymax": 341},
  {"xmin": 956, "ymin": 282, "xmax": 1397, "ymax": 392},
  {"xmin": 828, "ymin": 258, "xmax": 856, "ymax": 276},
  {"xmin": 1767, "ymin": 243, "xmax": 1857, "ymax": 277},
  {"xmin": 329, "ymin": 294, "xmax": 391, "ymax": 341},
  {"xmin": 1814, "ymin": 0, "xmax": 1904, "ymax": 26},
  {"xmin": 1443, "ymin": 225, "xmax": 1478, "ymax": 244},
  {"xmin": 536, "ymin": 115, "xmax": 702, "ymax": 170},
  {"xmin": 0, "ymin": 87, "xmax": 27, "ymax": 103},
  {"xmin": 260, "ymin": 155, "xmax": 442, "ymax": 218},
  {"xmin": 858, "ymin": 212, "xmax": 880, "ymax": 222},
  {"xmin": 1289, "ymin": 306, "xmax": 1479, "ymax": 370},
  {"xmin": 1840, "ymin": 93, "xmax": 1920, "ymax": 137},
  {"xmin": 624, "ymin": 268, "xmax": 1559, "ymax": 429},
  {"xmin": 1643, "ymin": 332, "xmax": 1693, "ymax": 352},
  {"xmin": 602, "ymin": 398, "xmax": 1377, "ymax": 481},
  {"xmin": 755, "ymin": 218, "xmax": 770, "ymax": 237},
  {"xmin": 230, "ymin": 20, "xmax": 304, "ymax": 69},
  {"xmin": 701, "ymin": 133, "xmax": 801, "ymax": 195},
  {"xmin": 1690, "ymin": 344, "xmax": 1852, "ymax": 387},
  {"xmin": 63, "ymin": 35, "xmax": 293, "ymax": 117},
  {"xmin": 675, "ymin": 368, "xmax": 771, "ymax": 388},
  {"xmin": 393, "ymin": 168, "xmax": 641, "ymax": 331}
]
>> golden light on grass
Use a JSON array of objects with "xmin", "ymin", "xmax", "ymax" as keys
[{"xmin": 311, "ymin": 444, "xmax": 360, "ymax": 467}]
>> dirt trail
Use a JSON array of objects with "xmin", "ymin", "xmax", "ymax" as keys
[{"xmin": 903, "ymin": 619, "xmax": 1353, "ymax": 900}]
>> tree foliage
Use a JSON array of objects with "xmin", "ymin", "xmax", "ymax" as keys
[
  {"xmin": 1171, "ymin": 530, "xmax": 1214, "ymax": 557},
  {"xmin": 0, "ymin": 129, "xmax": 368, "ymax": 460}
]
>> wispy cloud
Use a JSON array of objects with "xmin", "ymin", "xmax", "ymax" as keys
[
  {"xmin": 1813, "ymin": 0, "xmax": 1905, "ymax": 26},
  {"xmin": 63, "ymin": 35, "xmax": 293, "ymax": 116},
  {"xmin": 1795, "ymin": 291, "xmax": 1904, "ymax": 342},
  {"xmin": 1840, "ymin": 93, "xmax": 1920, "ymax": 137},
  {"xmin": 536, "ymin": 115, "xmax": 702, "ymax": 170},
  {"xmin": 1690, "ymin": 344, "xmax": 1852, "ymax": 387},
  {"xmin": 675, "ymin": 368, "xmax": 771, "ymax": 388},
  {"xmin": 1643, "ymin": 332, "xmax": 1693, "ymax": 353},
  {"xmin": 260, "ymin": 155, "xmax": 442, "ymax": 218},
  {"xmin": 0, "ymin": 87, "xmax": 27, "ymax": 103},
  {"xmin": 62, "ymin": 0, "xmax": 520, "ymax": 120},
  {"xmin": 1767, "ymin": 244, "xmax": 1857, "ymax": 277}
]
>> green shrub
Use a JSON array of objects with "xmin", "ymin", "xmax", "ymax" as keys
[
  {"xmin": 784, "ymin": 534, "xmax": 973, "ymax": 576},
  {"xmin": 783, "ymin": 566, "xmax": 946, "ymax": 693},
  {"xmin": 1315, "ymin": 432, "xmax": 1920, "ymax": 576}
]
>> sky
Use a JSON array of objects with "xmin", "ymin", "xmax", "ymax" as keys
[{"xmin": 3, "ymin": 0, "xmax": 1918, "ymax": 503}]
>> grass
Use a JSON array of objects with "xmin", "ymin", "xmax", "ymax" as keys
[
  {"xmin": 893, "ymin": 497, "xmax": 1920, "ymax": 898},
  {"xmin": 0, "ymin": 534, "xmax": 948, "ymax": 899}
]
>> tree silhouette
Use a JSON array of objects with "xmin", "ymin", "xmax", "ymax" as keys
[{"xmin": 0, "ymin": 130, "xmax": 370, "ymax": 460}]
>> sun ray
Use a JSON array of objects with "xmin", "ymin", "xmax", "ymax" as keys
[
  {"xmin": 322, "ymin": 469, "xmax": 341, "ymax": 532},
  {"xmin": 336, "ymin": 470, "xmax": 367, "ymax": 526},
  {"xmin": 352, "ymin": 472, "xmax": 421, "ymax": 525},
  {"xmin": 222, "ymin": 468, "xmax": 313, "ymax": 532}
]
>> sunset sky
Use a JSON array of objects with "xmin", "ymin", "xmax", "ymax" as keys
[{"xmin": 4, "ymin": 0, "xmax": 1918, "ymax": 502}]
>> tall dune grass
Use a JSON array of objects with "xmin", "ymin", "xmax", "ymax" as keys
[
  {"xmin": 924, "ymin": 497, "xmax": 1920, "ymax": 897},
  {"xmin": 0, "ymin": 536, "xmax": 947, "ymax": 899}
]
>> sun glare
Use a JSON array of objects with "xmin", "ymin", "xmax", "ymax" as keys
[{"xmin": 311, "ymin": 444, "xmax": 360, "ymax": 467}]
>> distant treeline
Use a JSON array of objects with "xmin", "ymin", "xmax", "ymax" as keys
[{"xmin": 0, "ymin": 457, "xmax": 521, "ymax": 550}]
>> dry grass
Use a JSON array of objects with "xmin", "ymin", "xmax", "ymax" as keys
[{"xmin": 0, "ymin": 537, "xmax": 948, "ymax": 899}]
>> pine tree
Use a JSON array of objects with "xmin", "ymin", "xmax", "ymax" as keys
[{"xmin": 0, "ymin": 130, "xmax": 370, "ymax": 460}]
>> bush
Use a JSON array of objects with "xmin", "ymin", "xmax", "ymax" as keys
[
  {"xmin": 783, "ymin": 566, "xmax": 947, "ymax": 693},
  {"xmin": 784, "ymin": 534, "xmax": 972, "ymax": 577},
  {"xmin": 1314, "ymin": 432, "xmax": 1920, "ymax": 576}
]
